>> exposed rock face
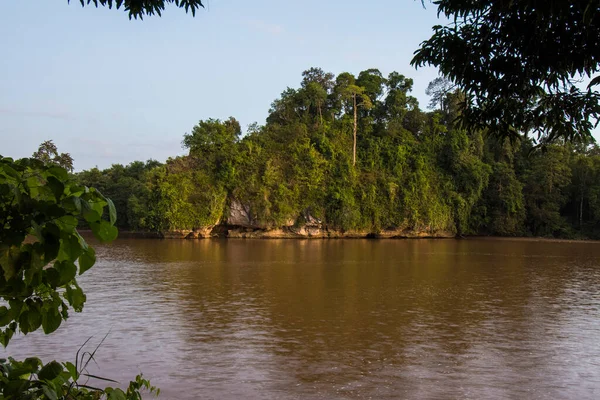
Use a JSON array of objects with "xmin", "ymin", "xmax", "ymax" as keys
[
  {"xmin": 162, "ymin": 217, "xmax": 221, "ymax": 239},
  {"xmin": 227, "ymin": 199, "xmax": 258, "ymax": 228},
  {"xmin": 224, "ymin": 227, "xmax": 454, "ymax": 239},
  {"xmin": 160, "ymin": 202, "xmax": 455, "ymax": 239}
]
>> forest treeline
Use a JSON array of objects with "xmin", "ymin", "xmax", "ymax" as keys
[{"xmin": 76, "ymin": 68, "xmax": 600, "ymax": 239}]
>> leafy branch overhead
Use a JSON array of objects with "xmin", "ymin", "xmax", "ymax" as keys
[
  {"xmin": 412, "ymin": 0, "xmax": 600, "ymax": 144},
  {"xmin": 0, "ymin": 156, "xmax": 118, "ymax": 346},
  {"xmin": 70, "ymin": 0, "xmax": 204, "ymax": 19}
]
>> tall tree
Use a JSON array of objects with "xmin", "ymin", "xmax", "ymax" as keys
[
  {"xmin": 32, "ymin": 140, "xmax": 74, "ymax": 172},
  {"xmin": 338, "ymin": 83, "xmax": 373, "ymax": 166},
  {"xmin": 425, "ymin": 76, "xmax": 454, "ymax": 112}
]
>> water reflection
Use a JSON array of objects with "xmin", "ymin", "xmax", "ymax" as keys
[{"xmin": 4, "ymin": 239, "xmax": 600, "ymax": 399}]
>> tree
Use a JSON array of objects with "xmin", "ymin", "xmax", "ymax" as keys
[
  {"xmin": 425, "ymin": 76, "xmax": 454, "ymax": 112},
  {"xmin": 523, "ymin": 146, "xmax": 572, "ymax": 236},
  {"xmin": 70, "ymin": 0, "xmax": 204, "ymax": 19},
  {"xmin": 32, "ymin": 140, "xmax": 74, "ymax": 172},
  {"xmin": 334, "ymin": 78, "xmax": 373, "ymax": 166},
  {"xmin": 412, "ymin": 0, "xmax": 600, "ymax": 144}
]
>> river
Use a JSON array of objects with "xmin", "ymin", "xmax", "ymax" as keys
[{"xmin": 4, "ymin": 238, "xmax": 600, "ymax": 399}]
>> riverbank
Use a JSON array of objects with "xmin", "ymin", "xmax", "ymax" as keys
[
  {"xmin": 94, "ymin": 230, "xmax": 599, "ymax": 242},
  {"xmin": 114, "ymin": 227, "xmax": 455, "ymax": 239},
  {"xmin": 465, "ymin": 235, "xmax": 600, "ymax": 244}
]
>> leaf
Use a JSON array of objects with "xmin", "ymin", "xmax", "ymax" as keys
[
  {"xmin": 108, "ymin": 388, "xmax": 127, "ymax": 400},
  {"xmin": 7, "ymin": 357, "xmax": 41, "ymax": 379},
  {"xmin": 62, "ymin": 195, "xmax": 82, "ymax": 213},
  {"xmin": 56, "ymin": 215, "xmax": 78, "ymax": 232},
  {"xmin": 27, "ymin": 307, "xmax": 42, "ymax": 333},
  {"xmin": 44, "ymin": 267, "xmax": 61, "ymax": 288},
  {"xmin": 38, "ymin": 360, "xmax": 64, "ymax": 381},
  {"xmin": 64, "ymin": 361, "xmax": 79, "ymax": 380},
  {"xmin": 55, "ymin": 261, "xmax": 77, "ymax": 286},
  {"xmin": 107, "ymin": 198, "xmax": 117, "ymax": 225},
  {"xmin": 46, "ymin": 166, "xmax": 69, "ymax": 181},
  {"xmin": 587, "ymin": 75, "xmax": 600, "ymax": 89},
  {"xmin": 64, "ymin": 285, "xmax": 86, "ymax": 312},
  {"xmin": 0, "ymin": 245, "xmax": 19, "ymax": 281},
  {"xmin": 42, "ymin": 384, "xmax": 58, "ymax": 400},
  {"xmin": 46, "ymin": 176, "xmax": 65, "ymax": 200},
  {"xmin": 82, "ymin": 205, "xmax": 101, "ymax": 223},
  {"xmin": 90, "ymin": 220, "xmax": 118, "ymax": 243},
  {"xmin": 82, "ymin": 373, "xmax": 118, "ymax": 383},
  {"xmin": 59, "ymin": 233, "xmax": 83, "ymax": 262},
  {"xmin": 79, "ymin": 247, "xmax": 96, "ymax": 274},
  {"xmin": 19, "ymin": 307, "xmax": 41, "ymax": 334},
  {"xmin": 0, "ymin": 306, "xmax": 11, "ymax": 326},
  {"xmin": 41, "ymin": 311, "xmax": 62, "ymax": 334}
]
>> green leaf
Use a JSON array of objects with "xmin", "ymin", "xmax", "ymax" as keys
[
  {"xmin": 62, "ymin": 195, "xmax": 82, "ymax": 213},
  {"xmin": 108, "ymin": 388, "xmax": 127, "ymax": 400},
  {"xmin": 90, "ymin": 220, "xmax": 118, "ymax": 243},
  {"xmin": 64, "ymin": 285, "xmax": 86, "ymax": 312},
  {"xmin": 27, "ymin": 307, "xmax": 42, "ymax": 333},
  {"xmin": 46, "ymin": 176, "xmax": 65, "ymax": 200},
  {"xmin": 7, "ymin": 357, "xmax": 41, "ymax": 379},
  {"xmin": 42, "ymin": 384, "xmax": 58, "ymax": 400},
  {"xmin": 0, "ymin": 326, "xmax": 15, "ymax": 347},
  {"xmin": 0, "ymin": 306, "xmax": 10, "ymax": 326},
  {"xmin": 44, "ymin": 267, "xmax": 61, "ymax": 288},
  {"xmin": 0, "ymin": 245, "xmax": 19, "ymax": 281},
  {"xmin": 107, "ymin": 198, "xmax": 117, "ymax": 225},
  {"xmin": 38, "ymin": 360, "xmax": 64, "ymax": 381},
  {"xmin": 27, "ymin": 175, "xmax": 42, "ymax": 198},
  {"xmin": 64, "ymin": 361, "xmax": 79, "ymax": 381},
  {"xmin": 23, "ymin": 357, "xmax": 42, "ymax": 372},
  {"xmin": 79, "ymin": 247, "xmax": 96, "ymax": 274},
  {"xmin": 41, "ymin": 311, "xmax": 62, "ymax": 334},
  {"xmin": 56, "ymin": 215, "xmax": 78, "ymax": 232},
  {"xmin": 47, "ymin": 166, "xmax": 69, "ymax": 181},
  {"xmin": 18, "ymin": 307, "xmax": 41, "ymax": 334},
  {"xmin": 55, "ymin": 261, "xmax": 77, "ymax": 286},
  {"xmin": 59, "ymin": 233, "xmax": 83, "ymax": 262},
  {"xmin": 82, "ymin": 206, "xmax": 101, "ymax": 223}
]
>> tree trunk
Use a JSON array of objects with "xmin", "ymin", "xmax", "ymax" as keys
[
  {"xmin": 353, "ymin": 94, "xmax": 357, "ymax": 167},
  {"xmin": 318, "ymin": 102, "xmax": 323, "ymax": 126},
  {"xmin": 580, "ymin": 188, "xmax": 584, "ymax": 228}
]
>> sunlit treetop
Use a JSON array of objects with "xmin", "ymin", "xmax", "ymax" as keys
[{"xmin": 70, "ymin": 0, "xmax": 204, "ymax": 19}]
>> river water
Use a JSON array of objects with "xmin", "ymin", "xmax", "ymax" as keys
[{"xmin": 4, "ymin": 238, "xmax": 600, "ymax": 399}]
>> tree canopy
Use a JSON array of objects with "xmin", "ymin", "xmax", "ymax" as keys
[
  {"xmin": 69, "ymin": 0, "xmax": 204, "ymax": 19},
  {"xmin": 412, "ymin": 0, "xmax": 600, "ymax": 144},
  {"xmin": 32, "ymin": 140, "xmax": 74, "ymax": 172},
  {"xmin": 76, "ymin": 68, "xmax": 600, "ymax": 240}
]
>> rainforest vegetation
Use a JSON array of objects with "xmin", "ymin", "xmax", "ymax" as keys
[{"xmin": 74, "ymin": 68, "xmax": 600, "ymax": 239}]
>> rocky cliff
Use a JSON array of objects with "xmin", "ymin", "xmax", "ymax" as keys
[{"xmin": 160, "ymin": 200, "xmax": 455, "ymax": 239}]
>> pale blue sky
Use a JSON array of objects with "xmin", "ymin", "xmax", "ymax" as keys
[
  {"xmin": 1, "ymin": 1, "xmax": 595, "ymax": 171},
  {"xmin": 0, "ymin": 0, "xmax": 445, "ymax": 170}
]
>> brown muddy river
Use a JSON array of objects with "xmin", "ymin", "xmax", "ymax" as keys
[{"xmin": 4, "ymin": 238, "xmax": 600, "ymax": 399}]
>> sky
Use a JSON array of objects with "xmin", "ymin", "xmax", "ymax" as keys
[
  {"xmin": 1, "ymin": 1, "xmax": 596, "ymax": 171},
  {"xmin": 0, "ymin": 0, "xmax": 446, "ymax": 170}
]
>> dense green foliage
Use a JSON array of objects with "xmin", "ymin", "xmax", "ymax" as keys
[
  {"xmin": 77, "ymin": 68, "xmax": 600, "ymax": 239},
  {"xmin": 1, "ymin": 355, "xmax": 158, "ymax": 400},
  {"xmin": 0, "ymin": 156, "xmax": 158, "ymax": 398},
  {"xmin": 412, "ymin": 0, "xmax": 600, "ymax": 144},
  {"xmin": 0, "ymin": 156, "xmax": 118, "ymax": 346}
]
